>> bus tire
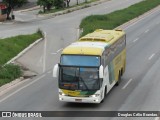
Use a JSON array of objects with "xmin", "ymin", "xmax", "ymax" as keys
[
  {"xmin": 115, "ymin": 71, "xmax": 121, "ymax": 86},
  {"xmin": 121, "ymin": 68, "xmax": 123, "ymax": 76}
]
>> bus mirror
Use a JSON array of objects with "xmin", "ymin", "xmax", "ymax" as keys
[
  {"xmin": 53, "ymin": 64, "xmax": 59, "ymax": 78},
  {"xmin": 99, "ymin": 65, "xmax": 104, "ymax": 78}
]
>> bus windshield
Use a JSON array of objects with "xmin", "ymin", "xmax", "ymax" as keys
[
  {"xmin": 59, "ymin": 66, "xmax": 100, "ymax": 91},
  {"xmin": 61, "ymin": 55, "xmax": 100, "ymax": 67}
]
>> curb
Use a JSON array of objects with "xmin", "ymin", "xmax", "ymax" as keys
[
  {"xmin": 38, "ymin": 0, "xmax": 110, "ymax": 18},
  {"xmin": 6, "ymin": 37, "xmax": 44, "ymax": 65},
  {"xmin": 0, "ymin": 32, "xmax": 45, "ymax": 94},
  {"xmin": 115, "ymin": 5, "xmax": 160, "ymax": 30},
  {"xmin": 0, "ymin": 38, "xmax": 44, "ymax": 95},
  {"xmin": 0, "ymin": 77, "xmax": 24, "ymax": 96},
  {"xmin": 15, "ymin": 6, "xmax": 40, "ymax": 13},
  {"xmin": 0, "ymin": 21, "xmax": 15, "ymax": 25}
]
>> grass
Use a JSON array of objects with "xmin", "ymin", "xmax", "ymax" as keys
[
  {"xmin": 0, "ymin": 64, "xmax": 22, "ymax": 86},
  {"xmin": 80, "ymin": 0, "xmax": 160, "ymax": 36},
  {"xmin": 0, "ymin": 30, "xmax": 43, "ymax": 86},
  {"xmin": 0, "ymin": 31, "xmax": 43, "ymax": 65}
]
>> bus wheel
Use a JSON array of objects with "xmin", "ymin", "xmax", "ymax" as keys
[
  {"xmin": 121, "ymin": 68, "xmax": 123, "ymax": 76},
  {"xmin": 115, "ymin": 71, "xmax": 121, "ymax": 86}
]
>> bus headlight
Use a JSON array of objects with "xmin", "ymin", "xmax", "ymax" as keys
[
  {"xmin": 59, "ymin": 92, "xmax": 66, "ymax": 96},
  {"xmin": 90, "ymin": 94, "xmax": 100, "ymax": 97}
]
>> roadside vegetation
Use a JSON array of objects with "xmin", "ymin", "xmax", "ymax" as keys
[
  {"xmin": 0, "ymin": 30, "xmax": 43, "ymax": 86},
  {"xmin": 38, "ymin": 0, "xmax": 98, "ymax": 14},
  {"xmin": 2, "ymin": 0, "xmax": 28, "ymax": 20},
  {"xmin": 80, "ymin": 0, "xmax": 160, "ymax": 36},
  {"xmin": 0, "ymin": 64, "xmax": 22, "ymax": 86}
]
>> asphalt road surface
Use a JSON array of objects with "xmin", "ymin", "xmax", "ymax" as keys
[
  {"xmin": 0, "ymin": 0, "xmax": 160, "ymax": 120},
  {"xmin": 1, "ymin": 0, "xmax": 144, "ymax": 73}
]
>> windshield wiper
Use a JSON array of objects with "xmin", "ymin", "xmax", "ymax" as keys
[{"xmin": 79, "ymin": 77, "xmax": 89, "ymax": 91}]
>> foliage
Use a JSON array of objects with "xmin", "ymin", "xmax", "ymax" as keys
[
  {"xmin": 53, "ymin": 0, "xmax": 64, "ymax": 9},
  {"xmin": 0, "ymin": 32, "xmax": 43, "ymax": 65},
  {"xmin": 37, "ymin": 0, "xmax": 54, "ymax": 12},
  {"xmin": 3, "ymin": 0, "xmax": 28, "ymax": 8},
  {"xmin": 80, "ymin": 0, "xmax": 160, "ymax": 36},
  {"xmin": 0, "ymin": 64, "xmax": 22, "ymax": 86}
]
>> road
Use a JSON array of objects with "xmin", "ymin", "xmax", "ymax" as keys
[
  {"xmin": 0, "ymin": 0, "xmax": 160, "ymax": 120},
  {"xmin": 1, "ymin": 0, "xmax": 144, "ymax": 73}
]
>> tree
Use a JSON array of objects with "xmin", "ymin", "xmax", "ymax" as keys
[
  {"xmin": 53, "ymin": 0, "xmax": 64, "ymax": 9},
  {"xmin": 64, "ymin": 0, "xmax": 70, "ymax": 7},
  {"xmin": 3, "ymin": 0, "xmax": 27, "ymax": 8},
  {"xmin": 76, "ymin": 0, "xmax": 79, "ymax": 5},
  {"xmin": 37, "ymin": 0, "xmax": 54, "ymax": 12},
  {"xmin": 3, "ymin": 0, "xmax": 27, "ymax": 19}
]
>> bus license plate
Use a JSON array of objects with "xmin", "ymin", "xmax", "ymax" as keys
[{"xmin": 75, "ymin": 99, "xmax": 82, "ymax": 102}]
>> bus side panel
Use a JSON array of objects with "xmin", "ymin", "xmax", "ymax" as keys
[{"xmin": 112, "ymin": 48, "xmax": 126, "ymax": 82}]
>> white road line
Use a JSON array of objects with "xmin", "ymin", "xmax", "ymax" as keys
[
  {"xmin": 155, "ymin": 117, "xmax": 160, "ymax": 120},
  {"xmin": 43, "ymin": 32, "xmax": 47, "ymax": 73},
  {"xmin": 124, "ymin": 7, "xmax": 160, "ymax": 30},
  {"xmin": 0, "ymin": 75, "xmax": 46, "ymax": 103},
  {"xmin": 51, "ymin": 53, "xmax": 57, "ymax": 55},
  {"xmin": 122, "ymin": 79, "xmax": 132, "ymax": 89},
  {"xmin": 51, "ymin": 48, "xmax": 63, "ymax": 55},
  {"xmin": 148, "ymin": 53, "xmax": 155, "ymax": 60},
  {"xmin": 144, "ymin": 29, "xmax": 150, "ymax": 33},
  {"xmin": 133, "ymin": 38, "xmax": 139, "ymax": 43},
  {"xmin": 57, "ymin": 48, "xmax": 63, "ymax": 53}
]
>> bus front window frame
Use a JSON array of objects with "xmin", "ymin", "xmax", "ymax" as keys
[{"xmin": 59, "ymin": 65, "xmax": 100, "ymax": 91}]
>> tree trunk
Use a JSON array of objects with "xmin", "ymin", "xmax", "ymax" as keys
[
  {"xmin": 7, "ymin": 6, "xmax": 11, "ymax": 20},
  {"xmin": 47, "ymin": 4, "xmax": 51, "ymax": 11},
  {"xmin": 43, "ymin": 6, "xmax": 46, "ymax": 13},
  {"xmin": 77, "ymin": 0, "xmax": 79, "ymax": 5},
  {"xmin": 66, "ymin": 0, "xmax": 70, "ymax": 7}
]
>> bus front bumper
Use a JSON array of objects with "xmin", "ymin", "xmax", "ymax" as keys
[{"xmin": 59, "ymin": 95, "xmax": 102, "ymax": 104}]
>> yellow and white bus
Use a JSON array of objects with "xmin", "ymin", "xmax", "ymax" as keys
[{"xmin": 53, "ymin": 29, "xmax": 126, "ymax": 103}]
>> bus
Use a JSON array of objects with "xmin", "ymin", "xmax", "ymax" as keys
[{"xmin": 53, "ymin": 29, "xmax": 126, "ymax": 103}]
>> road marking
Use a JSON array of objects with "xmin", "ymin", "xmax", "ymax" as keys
[
  {"xmin": 0, "ymin": 75, "xmax": 46, "ymax": 104},
  {"xmin": 43, "ymin": 32, "xmax": 47, "ymax": 73},
  {"xmin": 133, "ymin": 38, "xmax": 139, "ymax": 43},
  {"xmin": 57, "ymin": 48, "xmax": 63, "ymax": 53},
  {"xmin": 124, "ymin": 6, "xmax": 160, "ymax": 30},
  {"xmin": 148, "ymin": 53, "xmax": 155, "ymax": 60},
  {"xmin": 144, "ymin": 29, "xmax": 150, "ymax": 33},
  {"xmin": 155, "ymin": 117, "xmax": 160, "ymax": 120},
  {"xmin": 122, "ymin": 79, "xmax": 132, "ymax": 89},
  {"xmin": 51, "ymin": 48, "xmax": 63, "ymax": 55},
  {"xmin": 47, "ymin": 71, "xmax": 51, "ymax": 74},
  {"xmin": 51, "ymin": 53, "xmax": 57, "ymax": 55}
]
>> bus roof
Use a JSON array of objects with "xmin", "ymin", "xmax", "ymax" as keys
[{"xmin": 62, "ymin": 29, "xmax": 125, "ymax": 56}]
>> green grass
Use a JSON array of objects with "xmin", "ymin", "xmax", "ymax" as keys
[
  {"xmin": 0, "ymin": 31, "xmax": 42, "ymax": 65},
  {"xmin": 0, "ymin": 64, "xmax": 22, "ymax": 86},
  {"xmin": 0, "ymin": 31, "xmax": 43, "ymax": 86},
  {"xmin": 80, "ymin": 0, "xmax": 160, "ymax": 36}
]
